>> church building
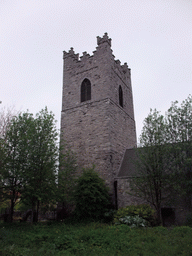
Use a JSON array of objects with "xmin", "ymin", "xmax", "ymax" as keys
[
  {"xmin": 60, "ymin": 33, "xmax": 192, "ymax": 225},
  {"xmin": 60, "ymin": 33, "xmax": 137, "ymax": 208}
]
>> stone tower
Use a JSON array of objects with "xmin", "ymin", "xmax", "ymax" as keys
[{"xmin": 60, "ymin": 33, "xmax": 136, "ymax": 193}]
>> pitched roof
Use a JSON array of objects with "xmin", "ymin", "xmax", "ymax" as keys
[{"xmin": 117, "ymin": 148, "xmax": 138, "ymax": 178}]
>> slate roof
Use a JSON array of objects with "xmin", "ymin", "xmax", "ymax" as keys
[{"xmin": 117, "ymin": 148, "xmax": 138, "ymax": 178}]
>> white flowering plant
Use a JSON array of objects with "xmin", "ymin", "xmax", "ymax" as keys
[{"xmin": 118, "ymin": 215, "xmax": 149, "ymax": 227}]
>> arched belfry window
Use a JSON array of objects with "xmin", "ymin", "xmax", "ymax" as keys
[
  {"xmin": 81, "ymin": 78, "xmax": 91, "ymax": 102},
  {"xmin": 119, "ymin": 85, "xmax": 123, "ymax": 108}
]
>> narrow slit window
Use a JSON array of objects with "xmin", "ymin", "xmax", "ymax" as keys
[
  {"xmin": 119, "ymin": 85, "xmax": 123, "ymax": 108},
  {"xmin": 81, "ymin": 78, "xmax": 91, "ymax": 102}
]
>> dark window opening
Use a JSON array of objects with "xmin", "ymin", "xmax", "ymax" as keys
[
  {"xmin": 161, "ymin": 208, "xmax": 175, "ymax": 226},
  {"xmin": 119, "ymin": 85, "xmax": 123, "ymax": 108},
  {"xmin": 81, "ymin": 78, "xmax": 91, "ymax": 102}
]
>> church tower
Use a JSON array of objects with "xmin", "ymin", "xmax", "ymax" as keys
[{"xmin": 60, "ymin": 33, "xmax": 136, "ymax": 192}]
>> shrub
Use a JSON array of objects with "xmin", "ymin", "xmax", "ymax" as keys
[
  {"xmin": 118, "ymin": 215, "xmax": 148, "ymax": 227},
  {"xmin": 74, "ymin": 167, "xmax": 111, "ymax": 220},
  {"xmin": 114, "ymin": 204, "xmax": 156, "ymax": 226},
  {"xmin": 103, "ymin": 209, "xmax": 116, "ymax": 223}
]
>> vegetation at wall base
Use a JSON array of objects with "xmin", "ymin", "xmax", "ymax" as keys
[
  {"xmin": 0, "ymin": 222, "xmax": 192, "ymax": 255},
  {"xmin": 113, "ymin": 204, "xmax": 157, "ymax": 227},
  {"xmin": 0, "ymin": 108, "xmax": 59, "ymax": 223},
  {"xmin": 118, "ymin": 215, "xmax": 149, "ymax": 227},
  {"xmin": 74, "ymin": 167, "xmax": 111, "ymax": 221},
  {"xmin": 131, "ymin": 95, "xmax": 192, "ymax": 224},
  {"xmin": 0, "ymin": 107, "xmax": 77, "ymax": 223}
]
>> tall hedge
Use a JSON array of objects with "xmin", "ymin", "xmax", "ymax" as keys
[{"xmin": 74, "ymin": 167, "xmax": 110, "ymax": 220}]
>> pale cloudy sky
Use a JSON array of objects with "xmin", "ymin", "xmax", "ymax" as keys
[{"xmin": 1, "ymin": 0, "xmax": 192, "ymax": 142}]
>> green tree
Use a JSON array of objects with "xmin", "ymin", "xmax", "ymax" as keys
[
  {"xmin": 0, "ymin": 138, "xmax": 8, "ymax": 213},
  {"xmin": 74, "ymin": 167, "xmax": 110, "ymax": 220},
  {"xmin": 0, "ymin": 106, "xmax": 18, "ymax": 211},
  {"xmin": 1, "ymin": 108, "xmax": 59, "ymax": 222},
  {"xmin": 21, "ymin": 107, "xmax": 58, "ymax": 222},
  {"xmin": 0, "ymin": 137, "xmax": 5, "ymax": 206},
  {"xmin": 166, "ymin": 95, "xmax": 192, "ymax": 209},
  {"xmin": 131, "ymin": 95, "xmax": 192, "ymax": 223},
  {"xmin": 57, "ymin": 143, "xmax": 77, "ymax": 216},
  {"xmin": 1, "ymin": 112, "xmax": 33, "ymax": 221},
  {"xmin": 131, "ymin": 109, "xmax": 172, "ymax": 223}
]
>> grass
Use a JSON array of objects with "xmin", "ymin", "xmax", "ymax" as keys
[{"xmin": 0, "ymin": 221, "xmax": 192, "ymax": 255}]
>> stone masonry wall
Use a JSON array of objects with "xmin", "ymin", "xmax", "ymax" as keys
[
  {"xmin": 116, "ymin": 178, "xmax": 144, "ymax": 208},
  {"xmin": 61, "ymin": 99, "xmax": 112, "ymax": 185},
  {"xmin": 60, "ymin": 33, "xmax": 137, "ymax": 195}
]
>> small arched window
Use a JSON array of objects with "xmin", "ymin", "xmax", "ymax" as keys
[
  {"xmin": 119, "ymin": 85, "xmax": 123, "ymax": 108},
  {"xmin": 81, "ymin": 78, "xmax": 91, "ymax": 102}
]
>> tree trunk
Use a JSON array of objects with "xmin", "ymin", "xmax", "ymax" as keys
[
  {"xmin": 10, "ymin": 198, "xmax": 14, "ymax": 223},
  {"xmin": 36, "ymin": 200, "xmax": 40, "ymax": 222},
  {"xmin": 10, "ymin": 189, "xmax": 16, "ymax": 223},
  {"xmin": 156, "ymin": 205, "xmax": 163, "ymax": 225},
  {"xmin": 31, "ymin": 201, "xmax": 35, "ymax": 223}
]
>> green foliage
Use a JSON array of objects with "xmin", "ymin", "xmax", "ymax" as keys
[
  {"xmin": 165, "ymin": 95, "xmax": 192, "ymax": 206},
  {"xmin": 1, "ymin": 222, "xmax": 192, "ymax": 255},
  {"xmin": 131, "ymin": 95, "xmax": 192, "ymax": 223},
  {"xmin": 0, "ymin": 106, "xmax": 79, "ymax": 223},
  {"xmin": 0, "ymin": 198, "xmax": 10, "ymax": 213},
  {"xmin": 57, "ymin": 143, "xmax": 77, "ymax": 205},
  {"xmin": 20, "ymin": 107, "xmax": 58, "ymax": 221},
  {"xmin": 0, "ymin": 111, "xmax": 34, "ymax": 221},
  {"xmin": 74, "ymin": 167, "xmax": 110, "ymax": 220},
  {"xmin": 103, "ymin": 209, "xmax": 116, "ymax": 223},
  {"xmin": 114, "ymin": 204, "xmax": 156, "ymax": 226},
  {"xmin": 118, "ymin": 215, "xmax": 148, "ymax": 227},
  {"xmin": 140, "ymin": 108, "xmax": 166, "ymax": 147},
  {"xmin": 0, "ymin": 107, "xmax": 59, "ymax": 222}
]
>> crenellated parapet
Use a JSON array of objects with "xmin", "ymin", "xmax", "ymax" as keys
[
  {"xmin": 114, "ymin": 59, "xmax": 130, "ymax": 76},
  {"xmin": 97, "ymin": 32, "xmax": 112, "ymax": 47},
  {"xmin": 63, "ymin": 47, "xmax": 79, "ymax": 60},
  {"xmin": 80, "ymin": 51, "xmax": 91, "ymax": 61},
  {"xmin": 63, "ymin": 33, "xmax": 130, "ymax": 77}
]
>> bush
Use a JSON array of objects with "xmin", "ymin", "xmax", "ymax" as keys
[
  {"xmin": 103, "ymin": 209, "xmax": 116, "ymax": 223},
  {"xmin": 114, "ymin": 204, "xmax": 156, "ymax": 226},
  {"xmin": 74, "ymin": 167, "xmax": 111, "ymax": 220},
  {"xmin": 118, "ymin": 215, "xmax": 148, "ymax": 227}
]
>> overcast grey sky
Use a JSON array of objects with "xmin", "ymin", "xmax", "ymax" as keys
[{"xmin": 1, "ymin": 0, "xmax": 192, "ymax": 142}]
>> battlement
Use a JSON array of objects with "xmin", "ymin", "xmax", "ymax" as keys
[
  {"xmin": 97, "ymin": 32, "xmax": 111, "ymax": 47},
  {"xmin": 63, "ymin": 33, "xmax": 129, "ymax": 74},
  {"xmin": 63, "ymin": 47, "xmax": 79, "ymax": 61},
  {"xmin": 80, "ymin": 51, "xmax": 90, "ymax": 61}
]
